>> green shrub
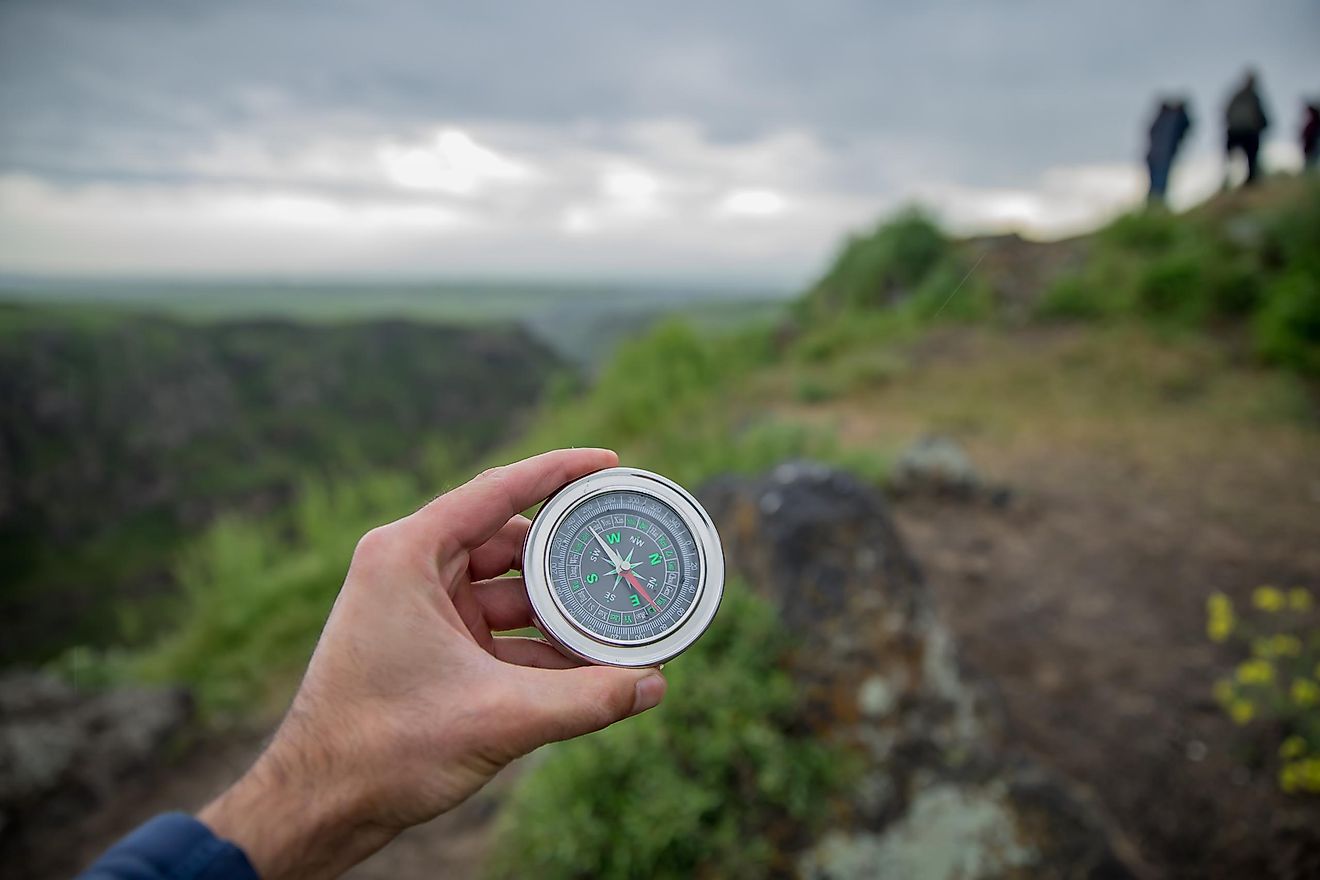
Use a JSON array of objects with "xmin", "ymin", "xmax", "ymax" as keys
[
  {"xmin": 1261, "ymin": 179, "xmax": 1320, "ymax": 277},
  {"xmin": 1100, "ymin": 208, "xmax": 1184, "ymax": 253},
  {"xmin": 806, "ymin": 209, "xmax": 947, "ymax": 313},
  {"xmin": 908, "ymin": 259, "xmax": 996, "ymax": 322},
  {"xmin": 1036, "ymin": 181, "xmax": 1319, "ymax": 378},
  {"xmin": 1204, "ymin": 255, "xmax": 1263, "ymax": 317},
  {"xmin": 122, "ymin": 471, "xmax": 427, "ymax": 714},
  {"xmin": 1037, "ymin": 275, "xmax": 1113, "ymax": 319},
  {"xmin": 1254, "ymin": 272, "xmax": 1320, "ymax": 376},
  {"xmin": 1135, "ymin": 252, "xmax": 1210, "ymax": 325},
  {"xmin": 590, "ymin": 320, "xmax": 724, "ymax": 437},
  {"xmin": 794, "ymin": 375, "xmax": 837, "ymax": 403},
  {"xmin": 837, "ymin": 349, "xmax": 907, "ymax": 391},
  {"xmin": 487, "ymin": 583, "xmax": 844, "ymax": 879}
]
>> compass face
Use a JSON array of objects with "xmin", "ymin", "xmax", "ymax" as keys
[
  {"xmin": 546, "ymin": 490, "xmax": 701, "ymax": 644},
  {"xmin": 525, "ymin": 467, "xmax": 724, "ymax": 666}
]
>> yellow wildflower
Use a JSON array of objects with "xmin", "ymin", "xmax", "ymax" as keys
[
  {"xmin": 1253, "ymin": 586, "xmax": 1285, "ymax": 612},
  {"xmin": 1229, "ymin": 699, "xmax": 1255, "ymax": 725},
  {"xmin": 1251, "ymin": 637, "xmax": 1274, "ymax": 658},
  {"xmin": 1206, "ymin": 593, "xmax": 1235, "ymax": 642},
  {"xmin": 1287, "ymin": 758, "xmax": 1320, "ymax": 794},
  {"xmin": 1270, "ymin": 634, "xmax": 1303, "ymax": 657},
  {"xmin": 1288, "ymin": 587, "xmax": 1313, "ymax": 612},
  {"xmin": 1281, "ymin": 761, "xmax": 1300, "ymax": 793},
  {"xmin": 1291, "ymin": 679, "xmax": 1320, "ymax": 708},
  {"xmin": 1280, "ymin": 736, "xmax": 1309, "ymax": 760},
  {"xmin": 1213, "ymin": 678, "xmax": 1235, "ymax": 706},
  {"xmin": 1235, "ymin": 658, "xmax": 1274, "ymax": 686}
]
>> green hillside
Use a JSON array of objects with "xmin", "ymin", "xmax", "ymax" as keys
[{"xmin": 0, "ymin": 310, "xmax": 562, "ymax": 663}]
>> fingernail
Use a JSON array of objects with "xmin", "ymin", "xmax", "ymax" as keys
[{"xmin": 631, "ymin": 673, "xmax": 666, "ymax": 715}]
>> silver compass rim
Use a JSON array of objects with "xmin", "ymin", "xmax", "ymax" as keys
[{"xmin": 523, "ymin": 466, "xmax": 725, "ymax": 667}]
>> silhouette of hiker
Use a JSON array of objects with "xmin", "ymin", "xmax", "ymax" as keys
[
  {"xmin": 1224, "ymin": 69, "xmax": 1269, "ymax": 186},
  {"xmin": 1146, "ymin": 97, "xmax": 1191, "ymax": 204},
  {"xmin": 1303, "ymin": 101, "xmax": 1319, "ymax": 170}
]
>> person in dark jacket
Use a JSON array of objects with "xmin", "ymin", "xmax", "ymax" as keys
[
  {"xmin": 1224, "ymin": 69, "xmax": 1270, "ymax": 185},
  {"xmin": 1302, "ymin": 101, "xmax": 1319, "ymax": 170},
  {"xmin": 1146, "ymin": 97, "xmax": 1192, "ymax": 204}
]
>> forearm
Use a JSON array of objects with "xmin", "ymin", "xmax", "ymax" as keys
[{"xmin": 198, "ymin": 724, "xmax": 393, "ymax": 880}]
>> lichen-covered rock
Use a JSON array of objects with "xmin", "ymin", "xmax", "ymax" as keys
[
  {"xmin": 702, "ymin": 463, "xmax": 1134, "ymax": 880},
  {"xmin": 0, "ymin": 671, "xmax": 192, "ymax": 841},
  {"xmin": 891, "ymin": 434, "xmax": 981, "ymax": 498}
]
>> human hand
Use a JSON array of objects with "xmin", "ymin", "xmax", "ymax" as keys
[{"xmin": 199, "ymin": 449, "xmax": 667, "ymax": 879}]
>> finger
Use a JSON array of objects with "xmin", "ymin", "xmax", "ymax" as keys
[
  {"xmin": 413, "ymin": 449, "xmax": 618, "ymax": 553},
  {"xmin": 492, "ymin": 637, "xmax": 587, "ymax": 669},
  {"xmin": 472, "ymin": 576, "xmax": 535, "ymax": 632},
  {"xmin": 468, "ymin": 515, "xmax": 531, "ymax": 581},
  {"xmin": 497, "ymin": 665, "xmax": 666, "ymax": 752}
]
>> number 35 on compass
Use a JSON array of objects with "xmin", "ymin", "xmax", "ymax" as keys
[{"xmin": 522, "ymin": 467, "xmax": 725, "ymax": 667}]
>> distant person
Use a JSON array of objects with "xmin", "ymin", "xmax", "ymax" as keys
[
  {"xmin": 1303, "ymin": 101, "xmax": 1319, "ymax": 170},
  {"xmin": 1224, "ymin": 69, "xmax": 1270, "ymax": 186},
  {"xmin": 1146, "ymin": 97, "xmax": 1192, "ymax": 204},
  {"xmin": 76, "ymin": 449, "xmax": 667, "ymax": 880}
]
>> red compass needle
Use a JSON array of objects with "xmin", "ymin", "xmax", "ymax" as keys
[{"xmin": 622, "ymin": 570, "xmax": 661, "ymax": 611}]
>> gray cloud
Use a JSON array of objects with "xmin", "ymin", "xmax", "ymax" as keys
[{"xmin": 0, "ymin": 0, "xmax": 1316, "ymax": 279}]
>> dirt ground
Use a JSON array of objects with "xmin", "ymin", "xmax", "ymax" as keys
[{"xmin": 808, "ymin": 325, "xmax": 1320, "ymax": 878}]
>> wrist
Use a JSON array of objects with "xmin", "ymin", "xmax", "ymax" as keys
[{"xmin": 199, "ymin": 721, "xmax": 393, "ymax": 880}]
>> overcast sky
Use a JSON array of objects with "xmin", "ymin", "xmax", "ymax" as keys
[{"xmin": 0, "ymin": 0, "xmax": 1316, "ymax": 284}]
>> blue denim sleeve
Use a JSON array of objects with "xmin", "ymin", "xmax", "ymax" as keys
[{"xmin": 77, "ymin": 812, "xmax": 259, "ymax": 880}]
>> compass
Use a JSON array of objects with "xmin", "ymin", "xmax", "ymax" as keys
[{"xmin": 523, "ymin": 467, "xmax": 725, "ymax": 667}]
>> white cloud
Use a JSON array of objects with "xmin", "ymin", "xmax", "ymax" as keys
[
  {"xmin": 0, "ymin": 174, "xmax": 477, "ymax": 276},
  {"xmin": 378, "ymin": 128, "xmax": 534, "ymax": 196},
  {"xmin": 716, "ymin": 188, "xmax": 787, "ymax": 218}
]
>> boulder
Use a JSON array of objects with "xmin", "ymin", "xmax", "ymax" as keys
[
  {"xmin": 890, "ymin": 434, "xmax": 980, "ymax": 498},
  {"xmin": 702, "ymin": 462, "xmax": 1135, "ymax": 880},
  {"xmin": 0, "ymin": 671, "xmax": 192, "ymax": 842}
]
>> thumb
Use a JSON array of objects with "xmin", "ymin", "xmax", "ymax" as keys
[{"xmin": 501, "ymin": 665, "xmax": 667, "ymax": 752}]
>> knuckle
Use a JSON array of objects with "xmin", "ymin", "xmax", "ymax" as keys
[{"xmin": 353, "ymin": 524, "xmax": 400, "ymax": 566}]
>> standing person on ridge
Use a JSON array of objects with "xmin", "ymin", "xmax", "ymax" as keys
[
  {"xmin": 1146, "ymin": 96, "xmax": 1192, "ymax": 204},
  {"xmin": 1223, "ymin": 68, "xmax": 1270, "ymax": 186},
  {"xmin": 1302, "ymin": 101, "xmax": 1319, "ymax": 170}
]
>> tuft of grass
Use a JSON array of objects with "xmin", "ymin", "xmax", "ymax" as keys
[{"xmin": 1254, "ymin": 272, "xmax": 1320, "ymax": 376}]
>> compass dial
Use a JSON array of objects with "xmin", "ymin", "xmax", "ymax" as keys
[
  {"xmin": 524, "ymin": 467, "xmax": 724, "ymax": 667},
  {"xmin": 547, "ymin": 491, "xmax": 700, "ymax": 644}
]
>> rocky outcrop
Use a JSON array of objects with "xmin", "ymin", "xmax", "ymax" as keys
[
  {"xmin": 702, "ymin": 463, "xmax": 1135, "ymax": 880},
  {"xmin": 0, "ymin": 671, "xmax": 192, "ymax": 846}
]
